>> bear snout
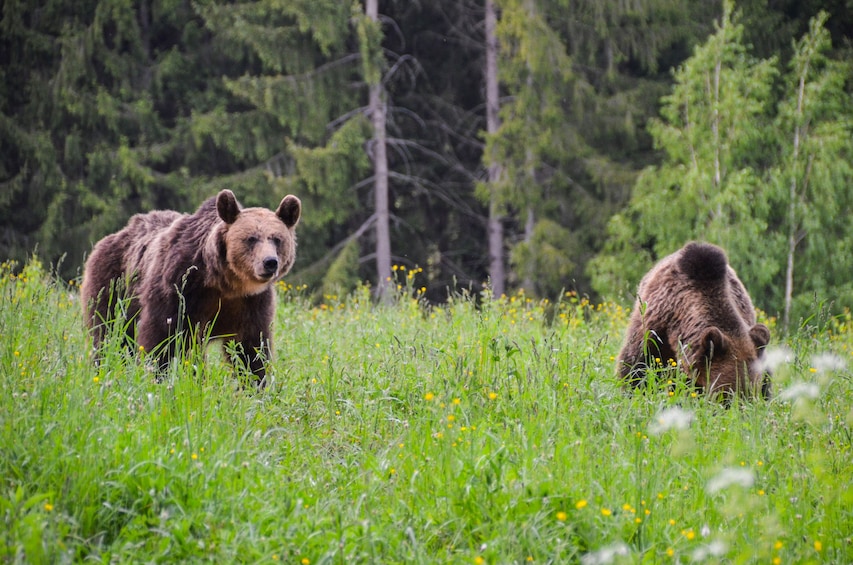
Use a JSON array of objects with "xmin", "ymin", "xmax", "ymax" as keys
[{"xmin": 261, "ymin": 256, "xmax": 279, "ymax": 277}]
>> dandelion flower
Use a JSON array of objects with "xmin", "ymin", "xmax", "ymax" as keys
[
  {"xmin": 424, "ymin": 392, "xmax": 435, "ymax": 401},
  {"xmin": 44, "ymin": 503, "xmax": 53, "ymax": 512},
  {"xmin": 575, "ymin": 499, "xmax": 588, "ymax": 510},
  {"xmin": 600, "ymin": 508, "xmax": 612, "ymax": 516},
  {"xmin": 814, "ymin": 540, "xmax": 822, "ymax": 552},
  {"xmin": 488, "ymin": 392, "xmax": 498, "ymax": 400},
  {"xmin": 556, "ymin": 511, "xmax": 568, "ymax": 521}
]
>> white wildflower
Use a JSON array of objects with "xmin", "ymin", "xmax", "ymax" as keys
[
  {"xmin": 778, "ymin": 382, "xmax": 820, "ymax": 402},
  {"xmin": 581, "ymin": 542, "xmax": 630, "ymax": 565},
  {"xmin": 649, "ymin": 407, "xmax": 695, "ymax": 435},
  {"xmin": 760, "ymin": 346, "xmax": 793, "ymax": 373},
  {"xmin": 810, "ymin": 352, "xmax": 846, "ymax": 374},
  {"xmin": 692, "ymin": 540, "xmax": 728, "ymax": 561},
  {"xmin": 706, "ymin": 468, "xmax": 754, "ymax": 494}
]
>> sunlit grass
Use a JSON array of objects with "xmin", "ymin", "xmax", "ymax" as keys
[{"xmin": 1, "ymin": 259, "xmax": 851, "ymax": 562}]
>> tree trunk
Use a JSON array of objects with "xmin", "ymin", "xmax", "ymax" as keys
[
  {"xmin": 485, "ymin": 0, "xmax": 505, "ymax": 297},
  {"xmin": 783, "ymin": 72, "xmax": 808, "ymax": 332},
  {"xmin": 521, "ymin": 206, "xmax": 535, "ymax": 293},
  {"xmin": 366, "ymin": 0, "xmax": 392, "ymax": 301}
]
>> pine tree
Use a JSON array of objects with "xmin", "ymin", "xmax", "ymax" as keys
[
  {"xmin": 484, "ymin": 0, "xmax": 576, "ymax": 296},
  {"xmin": 361, "ymin": 0, "xmax": 392, "ymax": 300},
  {"xmin": 0, "ymin": 0, "xmax": 219, "ymax": 276},
  {"xmin": 589, "ymin": 2, "xmax": 778, "ymax": 301},
  {"xmin": 483, "ymin": 0, "xmax": 718, "ymax": 298},
  {"xmin": 484, "ymin": 0, "xmax": 506, "ymax": 297},
  {"xmin": 196, "ymin": 1, "xmax": 373, "ymax": 293},
  {"xmin": 590, "ymin": 4, "xmax": 853, "ymax": 321},
  {"xmin": 770, "ymin": 11, "xmax": 853, "ymax": 327}
]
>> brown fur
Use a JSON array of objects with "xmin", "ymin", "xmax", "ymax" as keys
[
  {"xmin": 81, "ymin": 190, "xmax": 301, "ymax": 385},
  {"xmin": 616, "ymin": 242, "xmax": 771, "ymax": 399}
]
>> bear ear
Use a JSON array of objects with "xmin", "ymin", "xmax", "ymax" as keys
[
  {"xmin": 700, "ymin": 326, "xmax": 728, "ymax": 360},
  {"xmin": 749, "ymin": 323, "xmax": 771, "ymax": 350},
  {"xmin": 216, "ymin": 190, "xmax": 241, "ymax": 224},
  {"xmin": 276, "ymin": 195, "xmax": 301, "ymax": 228}
]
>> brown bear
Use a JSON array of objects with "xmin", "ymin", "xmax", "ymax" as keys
[
  {"xmin": 81, "ymin": 189, "xmax": 301, "ymax": 385},
  {"xmin": 616, "ymin": 242, "xmax": 771, "ymax": 399}
]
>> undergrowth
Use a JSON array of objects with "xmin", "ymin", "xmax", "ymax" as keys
[{"xmin": 1, "ymin": 260, "xmax": 851, "ymax": 563}]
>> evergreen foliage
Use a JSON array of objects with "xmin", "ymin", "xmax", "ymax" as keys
[
  {"xmin": 1, "ymin": 0, "xmax": 852, "ymax": 308},
  {"xmin": 590, "ymin": 2, "xmax": 853, "ymax": 322}
]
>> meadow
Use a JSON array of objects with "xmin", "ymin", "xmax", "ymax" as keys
[{"xmin": 1, "ymin": 260, "xmax": 852, "ymax": 564}]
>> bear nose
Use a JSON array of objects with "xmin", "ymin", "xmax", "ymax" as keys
[{"xmin": 262, "ymin": 257, "xmax": 279, "ymax": 276}]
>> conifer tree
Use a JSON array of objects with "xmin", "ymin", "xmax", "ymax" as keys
[
  {"xmin": 590, "ymin": 4, "xmax": 853, "ymax": 322},
  {"xmin": 484, "ymin": 0, "xmax": 506, "ymax": 297},
  {"xmin": 770, "ymin": 11, "xmax": 853, "ymax": 327},
  {"xmin": 361, "ymin": 0, "xmax": 392, "ymax": 300},
  {"xmin": 0, "ymin": 0, "xmax": 223, "ymax": 276},
  {"xmin": 483, "ymin": 0, "xmax": 717, "ymax": 298},
  {"xmin": 196, "ymin": 1, "xmax": 373, "ymax": 292}
]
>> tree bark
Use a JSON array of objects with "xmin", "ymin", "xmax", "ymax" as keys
[
  {"xmin": 784, "ymin": 72, "xmax": 808, "ymax": 331},
  {"xmin": 485, "ymin": 0, "xmax": 505, "ymax": 297},
  {"xmin": 366, "ymin": 0, "xmax": 392, "ymax": 301}
]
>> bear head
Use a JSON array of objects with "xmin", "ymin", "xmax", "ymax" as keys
[
  {"xmin": 689, "ymin": 323, "xmax": 771, "ymax": 399},
  {"xmin": 217, "ymin": 189, "xmax": 301, "ymax": 296}
]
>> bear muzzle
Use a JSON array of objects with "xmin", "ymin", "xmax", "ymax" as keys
[{"xmin": 261, "ymin": 256, "xmax": 280, "ymax": 279}]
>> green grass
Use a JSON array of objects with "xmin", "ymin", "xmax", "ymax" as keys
[{"xmin": 2, "ymin": 260, "xmax": 852, "ymax": 564}]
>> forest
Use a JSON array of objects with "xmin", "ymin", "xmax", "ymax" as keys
[{"xmin": 2, "ymin": 0, "xmax": 852, "ymax": 328}]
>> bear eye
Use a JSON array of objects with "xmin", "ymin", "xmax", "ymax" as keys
[
  {"xmin": 246, "ymin": 236, "xmax": 259, "ymax": 246},
  {"xmin": 271, "ymin": 237, "xmax": 282, "ymax": 247}
]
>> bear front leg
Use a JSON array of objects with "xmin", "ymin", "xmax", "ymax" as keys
[
  {"xmin": 617, "ymin": 322, "xmax": 670, "ymax": 389},
  {"xmin": 229, "ymin": 332, "xmax": 271, "ymax": 387},
  {"xmin": 220, "ymin": 333, "xmax": 270, "ymax": 387},
  {"xmin": 136, "ymin": 306, "xmax": 180, "ymax": 375}
]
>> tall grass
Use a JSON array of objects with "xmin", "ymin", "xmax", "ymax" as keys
[{"xmin": 1, "ymin": 260, "xmax": 851, "ymax": 563}]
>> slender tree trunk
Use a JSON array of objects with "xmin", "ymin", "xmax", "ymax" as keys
[
  {"xmin": 366, "ymin": 0, "xmax": 392, "ymax": 301},
  {"xmin": 520, "ymin": 58, "xmax": 536, "ymax": 294},
  {"xmin": 522, "ymin": 206, "xmax": 535, "ymax": 292},
  {"xmin": 783, "ymin": 72, "xmax": 807, "ymax": 331},
  {"xmin": 485, "ymin": 0, "xmax": 505, "ymax": 297}
]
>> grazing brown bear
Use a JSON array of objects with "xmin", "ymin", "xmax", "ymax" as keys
[
  {"xmin": 81, "ymin": 190, "xmax": 301, "ymax": 385},
  {"xmin": 616, "ymin": 242, "xmax": 771, "ymax": 399}
]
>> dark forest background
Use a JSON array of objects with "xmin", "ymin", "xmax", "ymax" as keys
[{"xmin": 2, "ymin": 0, "xmax": 852, "ymax": 328}]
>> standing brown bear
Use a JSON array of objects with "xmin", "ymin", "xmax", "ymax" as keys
[
  {"xmin": 81, "ymin": 190, "xmax": 301, "ymax": 385},
  {"xmin": 616, "ymin": 242, "xmax": 771, "ymax": 399}
]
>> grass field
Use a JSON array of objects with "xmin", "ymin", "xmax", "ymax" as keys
[{"xmin": 2, "ymin": 259, "xmax": 852, "ymax": 564}]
